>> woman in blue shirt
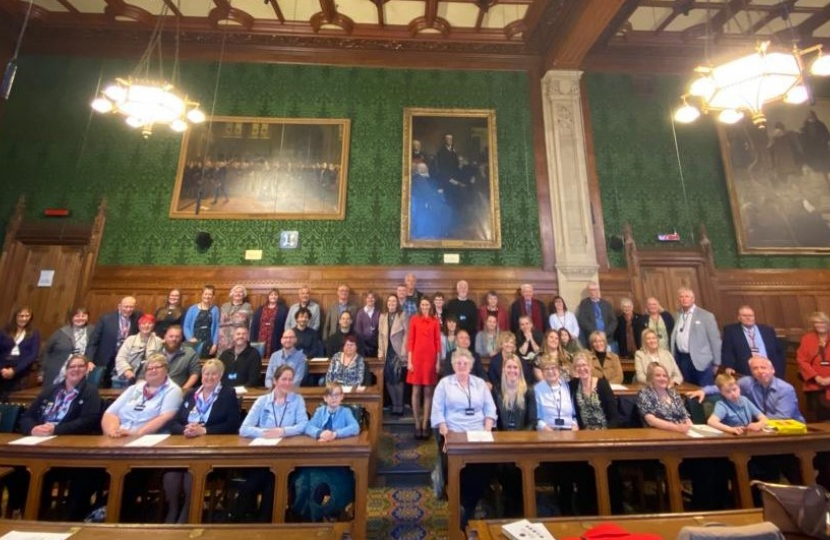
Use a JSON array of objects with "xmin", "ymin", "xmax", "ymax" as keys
[
  {"xmin": 235, "ymin": 365, "xmax": 308, "ymax": 522},
  {"xmin": 534, "ymin": 359, "xmax": 578, "ymax": 431}
]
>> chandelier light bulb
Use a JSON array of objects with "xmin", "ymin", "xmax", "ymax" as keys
[
  {"xmin": 125, "ymin": 116, "xmax": 144, "ymax": 128},
  {"xmin": 103, "ymin": 84, "xmax": 127, "ymax": 103},
  {"xmin": 674, "ymin": 104, "xmax": 701, "ymax": 123},
  {"xmin": 91, "ymin": 98, "xmax": 113, "ymax": 113},
  {"xmin": 186, "ymin": 109, "xmax": 206, "ymax": 123},
  {"xmin": 784, "ymin": 85, "xmax": 809, "ymax": 104},
  {"xmin": 811, "ymin": 55, "xmax": 830, "ymax": 77},
  {"xmin": 717, "ymin": 109, "xmax": 744, "ymax": 124},
  {"xmin": 170, "ymin": 119, "xmax": 188, "ymax": 132}
]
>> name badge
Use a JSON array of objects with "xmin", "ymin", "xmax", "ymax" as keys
[
  {"xmin": 459, "ymin": 315, "xmax": 467, "ymax": 321},
  {"xmin": 554, "ymin": 418, "xmax": 565, "ymax": 427},
  {"xmin": 821, "ymin": 360, "xmax": 830, "ymax": 367},
  {"xmin": 464, "ymin": 408, "xmax": 475, "ymax": 416},
  {"xmin": 750, "ymin": 347, "xmax": 759, "ymax": 354},
  {"xmin": 133, "ymin": 404, "xmax": 146, "ymax": 412},
  {"xmin": 229, "ymin": 373, "xmax": 238, "ymax": 380}
]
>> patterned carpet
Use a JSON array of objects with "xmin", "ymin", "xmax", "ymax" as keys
[{"xmin": 368, "ymin": 425, "xmax": 449, "ymax": 539}]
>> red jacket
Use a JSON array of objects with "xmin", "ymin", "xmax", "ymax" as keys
[{"xmin": 797, "ymin": 331, "xmax": 830, "ymax": 394}]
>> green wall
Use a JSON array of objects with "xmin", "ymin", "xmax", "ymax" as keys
[
  {"xmin": 0, "ymin": 56, "xmax": 541, "ymax": 267},
  {"xmin": 586, "ymin": 72, "xmax": 830, "ymax": 269}
]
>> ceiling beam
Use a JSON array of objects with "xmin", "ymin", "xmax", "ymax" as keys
[
  {"xmin": 161, "ymin": 0, "xmax": 181, "ymax": 18},
  {"xmin": 745, "ymin": 0, "xmax": 796, "ymax": 35},
  {"xmin": 653, "ymin": 0, "xmax": 694, "ymax": 35},
  {"xmin": 268, "ymin": 0, "xmax": 285, "ymax": 23},
  {"xmin": 475, "ymin": 0, "xmax": 496, "ymax": 31},
  {"xmin": 541, "ymin": 0, "xmax": 627, "ymax": 70},
  {"xmin": 776, "ymin": 4, "xmax": 830, "ymax": 42},
  {"xmin": 681, "ymin": 0, "xmax": 745, "ymax": 40},
  {"xmin": 56, "ymin": 0, "xmax": 79, "ymax": 14}
]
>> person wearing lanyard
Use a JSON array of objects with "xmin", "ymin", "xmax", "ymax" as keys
[
  {"xmin": 163, "ymin": 360, "xmax": 240, "ymax": 523},
  {"xmin": 707, "ymin": 373, "xmax": 768, "ymax": 435},
  {"xmin": 431, "ymin": 349, "xmax": 497, "ymax": 531},
  {"xmin": 534, "ymin": 359, "xmax": 578, "ymax": 431},
  {"xmin": 12, "ymin": 354, "xmax": 102, "ymax": 521},
  {"xmin": 237, "ymin": 365, "xmax": 308, "ymax": 522}
]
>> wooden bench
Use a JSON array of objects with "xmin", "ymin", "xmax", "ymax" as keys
[
  {"xmin": 0, "ymin": 433, "xmax": 370, "ymax": 538},
  {"xmin": 445, "ymin": 426, "xmax": 830, "ymax": 540}
]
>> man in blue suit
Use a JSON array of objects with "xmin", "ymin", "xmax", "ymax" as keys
[
  {"xmin": 86, "ymin": 296, "xmax": 142, "ymax": 387},
  {"xmin": 721, "ymin": 305, "xmax": 784, "ymax": 377}
]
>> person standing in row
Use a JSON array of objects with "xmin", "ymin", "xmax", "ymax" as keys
[
  {"xmin": 250, "ymin": 288, "xmax": 288, "ymax": 360},
  {"xmin": 183, "ymin": 285, "xmax": 220, "ymax": 359},
  {"xmin": 407, "ymin": 296, "xmax": 441, "ymax": 440},
  {"xmin": 86, "ymin": 296, "xmax": 141, "ymax": 387},
  {"xmin": 217, "ymin": 285, "xmax": 253, "ymax": 356},
  {"xmin": 446, "ymin": 280, "xmax": 478, "ymax": 343},
  {"xmin": 670, "ymin": 287, "xmax": 721, "ymax": 387}
]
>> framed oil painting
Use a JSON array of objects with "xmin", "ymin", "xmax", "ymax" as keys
[
  {"xmin": 401, "ymin": 108, "xmax": 501, "ymax": 249},
  {"xmin": 170, "ymin": 116, "xmax": 350, "ymax": 219},
  {"xmin": 719, "ymin": 100, "xmax": 830, "ymax": 253}
]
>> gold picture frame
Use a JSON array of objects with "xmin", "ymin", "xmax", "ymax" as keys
[
  {"xmin": 401, "ymin": 108, "xmax": 501, "ymax": 249},
  {"xmin": 719, "ymin": 101, "xmax": 830, "ymax": 254},
  {"xmin": 169, "ymin": 116, "xmax": 350, "ymax": 220}
]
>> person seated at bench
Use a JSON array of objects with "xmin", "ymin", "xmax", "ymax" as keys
[
  {"xmin": 432, "ymin": 349, "xmax": 497, "ymax": 531},
  {"xmin": 218, "ymin": 326, "xmax": 261, "ymax": 388},
  {"xmin": 113, "ymin": 314, "xmax": 163, "ymax": 388},
  {"xmin": 325, "ymin": 336, "xmax": 368, "ymax": 390},
  {"xmin": 535, "ymin": 358, "xmax": 578, "ymax": 431},
  {"xmin": 587, "ymin": 330, "xmax": 623, "ymax": 385},
  {"xmin": 15, "ymin": 354, "xmax": 103, "ymax": 521},
  {"xmin": 569, "ymin": 351, "xmax": 620, "ymax": 430},
  {"xmin": 101, "ymin": 353, "xmax": 183, "ymax": 438},
  {"xmin": 707, "ymin": 372, "xmax": 768, "ymax": 436},
  {"xmin": 634, "ymin": 328, "xmax": 683, "ymax": 387},
  {"xmin": 236, "ymin": 365, "xmax": 308, "ymax": 522},
  {"xmin": 637, "ymin": 363, "xmax": 690, "ymax": 434},
  {"xmin": 163, "ymin": 359, "xmax": 241, "ymax": 523},
  {"xmin": 305, "ymin": 381, "xmax": 360, "ymax": 441}
]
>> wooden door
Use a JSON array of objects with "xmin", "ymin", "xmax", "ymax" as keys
[
  {"xmin": 0, "ymin": 197, "xmax": 106, "ymax": 340},
  {"xmin": 640, "ymin": 266, "xmax": 703, "ymax": 312}
]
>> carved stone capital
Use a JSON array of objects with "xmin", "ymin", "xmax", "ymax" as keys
[
  {"xmin": 555, "ymin": 264, "xmax": 599, "ymax": 280},
  {"xmin": 542, "ymin": 70, "xmax": 583, "ymax": 101}
]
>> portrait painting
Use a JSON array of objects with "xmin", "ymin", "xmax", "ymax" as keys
[
  {"xmin": 401, "ymin": 108, "xmax": 501, "ymax": 249},
  {"xmin": 719, "ymin": 100, "xmax": 830, "ymax": 253},
  {"xmin": 170, "ymin": 116, "xmax": 350, "ymax": 220}
]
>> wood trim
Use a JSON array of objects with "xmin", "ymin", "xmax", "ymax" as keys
[
  {"xmin": 580, "ymin": 77, "xmax": 609, "ymax": 269},
  {"xmin": 541, "ymin": 0, "xmax": 627, "ymax": 70},
  {"xmin": 529, "ymin": 65, "xmax": 556, "ymax": 273}
]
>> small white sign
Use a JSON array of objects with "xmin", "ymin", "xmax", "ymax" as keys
[
  {"xmin": 443, "ymin": 253, "xmax": 460, "ymax": 264},
  {"xmin": 244, "ymin": 250, "xmax": 263, "ymax": 260},
  {"xmin": 37, "ymin": 270, "xmax": 54, "ymax": 287},
  {"xmin": 279, "ymin": 231, "xmax": 299, "ymax": 249}
]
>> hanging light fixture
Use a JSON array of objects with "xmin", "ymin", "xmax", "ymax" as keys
[
  {"xmin": 91, "ymin": 2, "xmax": 204, "ymax": 137},
  {"xmin": 674, "ymin": 40, "xmax": 830, "ymax": 128}
]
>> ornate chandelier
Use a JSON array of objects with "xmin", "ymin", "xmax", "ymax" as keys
[
  {"xmin": 674, "ymin": 41, "xmax": 830, "ymax": 128},
  {"xmin": 91, "ymin": 2, "xmax": 204, "ymax": 137}
]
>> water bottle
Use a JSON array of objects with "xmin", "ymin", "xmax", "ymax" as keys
[{"xmin": 188, "ymin": 408, "xmax": 201, "ymax": 424}]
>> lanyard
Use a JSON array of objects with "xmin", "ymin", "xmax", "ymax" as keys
[
  {"xmin": 271, "ymin": 400, "xmax": 289, "ymax": 428},
  {"xmin": 195, "ymin": 386, "xmax": 221, "ymax": 421},
  {"xmin": 548, "ymin": 383, "xmax": 562, "ymax": 418},
  {"xmin": 724, "ymin": 400, "xmax": 749, "ymax": 425},
  {"xmin": 679, "ymin": 311, "xmax": 691, "ymax": 333},
  {"xmin": 141, "ymin": 380, "xmax": 168, "ymax": 405}
]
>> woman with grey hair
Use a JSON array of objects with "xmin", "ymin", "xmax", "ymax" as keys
[{"xmin": 217, "ymin": 284, "xmax": 253, "ymax": 355}]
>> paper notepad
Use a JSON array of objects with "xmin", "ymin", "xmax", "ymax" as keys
[
  {"xmin": 688, "ymin": 424, "xmax": 724, "ymax": 438},
  {"xmin": 125, "ymin": 434, "xmax": 170, "ymax": 447},
  {"xmin": 610, "ymin": 384, "xmax": 628, "ymax": 391},
  {"xmin": 8, "ymin": 436, "xmax": 56, "ymax": 446},
  {"xmin": 502, "ymin": 519, "xmax": 555, "ymax": 540},
  {"xmin": 0, "ymin": 532, "xmax": 75, "ymax": 540},
  {"xmin": 250, "ymin": 438, "xmax": 281, "ymax": 446},
  {"xmin": 310, "ymin": 357, "xmax": 329, "ymax": 363},
  {"xmin": 466, "ymin": 431, "xmax": 494, "ymax": 442},
  {"xmin": 342, "ymin": 386, "xmax": 353, "ymax": 393},
  {"xmin": 234, "ymin": 386, "xmax": 248, "ymax": 395}
]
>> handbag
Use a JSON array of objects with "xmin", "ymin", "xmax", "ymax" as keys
[{"xmin": 752, "ymin": 480, "xmax": 830, "ymax": 540}]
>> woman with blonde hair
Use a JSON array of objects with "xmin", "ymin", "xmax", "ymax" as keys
[
  {"xmin": 535, "ymin": 329, "xmax": 572, "ymax": 381},
  {"xmin": 493, "ymin": 356, "xmax": 536, "ymax": 431},
  {"xmin": 587, "ymin": 330, "xmax": 623, "ymax": 384},
  {"xmin": 634, "ymin": 328, "xmax": 683, "ymax": 386},
  {"xmin": 797, "ymin": 311, "xmax": 830, "ymax": 420}
]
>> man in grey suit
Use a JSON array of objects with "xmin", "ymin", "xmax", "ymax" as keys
[{"xmin": 670, "ymin": 287, "xmax": 721, "ymax": 386}]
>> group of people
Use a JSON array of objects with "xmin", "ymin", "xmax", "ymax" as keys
[{"xmin": 2, "ymin": 274, "xmax": 829, "ymax": 528}]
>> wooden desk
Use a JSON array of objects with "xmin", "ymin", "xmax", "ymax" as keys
[
  {"xmin": 8, "ymin": 386, "xmax": 383, "ymax": 481},
  {"xmin": 0, "ymin": 520, "xmax": 350, "ymax": 539},
  {"xmin": 0, "ymin": 433, "xmax": 369, "ymax": 539},
  {"xmin": 445, "ymin": 427, "xmax": 830, "ymax": 540},
  {"xmin": 468, "ymin": 509, "xmax": 765, "ymax": 539}
]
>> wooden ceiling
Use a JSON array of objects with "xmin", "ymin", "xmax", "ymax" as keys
[{"xmin": 2, "ymin": 0, "xmax": 830, "ymax": 73}]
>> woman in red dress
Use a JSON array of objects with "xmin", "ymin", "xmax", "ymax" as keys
[{"xmin": 407, "ymin": 296, "xmax": 441, "ymax": 440}]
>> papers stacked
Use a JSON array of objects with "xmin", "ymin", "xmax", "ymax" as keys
[
  {"xmin": 466, "ymin": 431, "xmax": 494, "ymax": 442},
  {"xmin": 502, "ymin": 519, "xmax": 556, "ymax": 540},
  {"xmin": 249, "ymin": 438, "xmax": 281, "ymax": 446}
]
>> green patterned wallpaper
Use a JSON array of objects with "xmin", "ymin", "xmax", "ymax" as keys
[
  {"xmin": 0, "ymin": 57, "xmax": 540, "ymax": 267},
  {"xmin": 586, "ymin": 72, "xmax": 830, "ymax": 269}
]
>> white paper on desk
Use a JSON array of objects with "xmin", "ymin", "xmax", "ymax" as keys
[
  {"xmin": 688, "ymin": 424, "xmax": 724, "ymax": 438},
  {"xmin": 342, "ymin": 385, "xmax": 353, "ymax": 393},
  {"xmin": 502, "ymin": 519, "xmax": 555, "ymax": 540},
  {"xmin": 250, "ymin": 437, "xmax": 281, "ymax": 446},
  {"xmin": 466, "ymin": 431, "xmax": 494, "ymax": 442},
  {"xmin": 234, "ymin": 386, "xmax": 248, "ymax": 395},
  {"xmin": 125, "ymin": 434, "xmax": 170, "ymax": 447},
  {"xmin": 0, "ymin": 532, "xmax": 74, "ymax": 540},
  {"xmin": 310, "ymin": 357, "xmax": 329, "ymax": 363},
  {"xmin": 8, "ymin": 436, "xmax": 56, "ymax": 446},
  {"xmin": 610, "ymin": 384, "xmax": 628, "ymax": 391}
]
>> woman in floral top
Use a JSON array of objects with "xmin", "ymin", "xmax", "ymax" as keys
[
  {"xmin": 637, "ymin": 363, "xmax": 691, "ymax": 433},
  {"xmin": 568, "ymin": 352, "xmax": 619, "ymax": 430},
  {"xmin": 325, "ymin": 335, "xmax": 367, "ymax": 388}
]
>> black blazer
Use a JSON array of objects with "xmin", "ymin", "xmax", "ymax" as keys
[
  {"xmin": 634, "ymin": 312, "xmax": 675, "ymax": 346},
  {"xmin": 167, "ymin": 384, "xmax": 241, "ymax": 435},
  {"xmin": 615, "ymin": 313, "xmax": 646, "ymax": 359},
  {"xmin": 568, "ymin": 376, "xmax": 620, "ymax": 429},
  {"xmin": 86, "ymin": 310, "xmax": 142, "ymax": 367},
  {"xmin": 250, "ymin": 303, "xmax": 288, "ymax": 356},
  {"xmin": 19, "ymin": 379, "xmax": 102, "ymax": 435},
  {"xmin": 491, "ymin": 386, "xmax": 537, "ymax": 431},
  {"xmin": 721, "ymin": 322, "xmax": 785, "ymax": 376},
  {"xmin": 487, "ymin": 352, "xmax": 535, "ymax": 388}
]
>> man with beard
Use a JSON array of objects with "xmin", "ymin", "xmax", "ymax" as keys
[{"xmin": 160, "ymin": 325, "xmax": 200, "ymax": 392}]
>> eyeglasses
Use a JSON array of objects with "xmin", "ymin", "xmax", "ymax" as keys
[
  {"xmin": 328, "ymin": 392, "xmax": 343, "ymax": 398},
  {"xmin": 145, "ymin": 365, "xmax": 165, "ymax": 372},
  {"xmin": 67, "ymin": 364, "xmax": 87, "ymax": 370}
]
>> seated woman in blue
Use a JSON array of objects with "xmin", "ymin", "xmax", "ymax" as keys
[
  {"xmin": 101, "ymin": 353, "xmax": 183, "ymax": 437},
  {"xmin": 305, "ymin": 381, "xmax": 360, "ymax": 441},
  {"xmin": 163, "ymin": 359, "xmax": 241, "ymax": 523},
  {"xmin": 534, "ymin": 359, "xmax": 578, "ymax": 431},
  {"xmin": 236, "ymin": 365, "xmax": 308, "ymax": 522}
]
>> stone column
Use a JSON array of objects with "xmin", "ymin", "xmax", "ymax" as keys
[{"xmin": 541, "ymin": 70, "xmax": 598, "ymax": 306}]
